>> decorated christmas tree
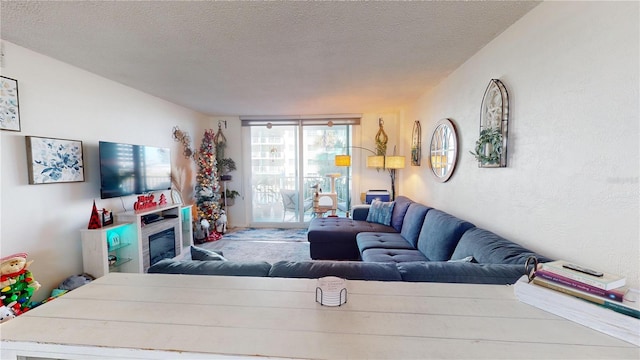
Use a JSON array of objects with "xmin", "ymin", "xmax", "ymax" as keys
[{"xmin": 194, "ymin": 129, "xmax": 222, "ymax": 241}]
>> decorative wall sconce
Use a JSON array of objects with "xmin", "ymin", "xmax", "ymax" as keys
[
  {"xmin": 411, "ymin": 120, "xmax": 421, "ymax": 166},
  {"xmin": 172, "ymin": 126, "xmax": 193, "ymax": 158},
  {"xmin": 375, "ymin": 118, "xmax": 388, "ymax": 156},
  {"xmin": 470, "ymin": 79, "xmax": 509, "ymax": 167}
]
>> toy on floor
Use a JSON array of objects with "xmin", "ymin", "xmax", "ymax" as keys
[
  {"xmin": 0, "ymin": 296, "xmax": 16, "ymax": 323},
  {"xmin": 193, "ymin": 219, "xmax": 206, "ymax": 243},
  {"xmin": 215, "ymin": 210, "xmax": 227, "ymax": 234},
  {"xmin": 58, "ymin": 273, "xmax": 95, "ymax": 291},
  {"xmin": 0, "ymin": 253, "xmax": 40, "ymax": 315},
  {"xmin": 31, "ymin": 273, "xmax": 95, "ymax": 309}
]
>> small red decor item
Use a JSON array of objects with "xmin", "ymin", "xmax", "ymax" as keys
[
  {"xmin": 208, "ymin": 231, "xmax": 223, "ymax": 242},
  {"xmin": 133, "ymin": 194, "xmax": 158, "ymax": 211},
  {"xmin": 159, "ymin": 194, "xmax": 167, "ymax": 206},
  {"xmin": 88, "ymin": 201, "xmax": 102, "ymax": 229}
]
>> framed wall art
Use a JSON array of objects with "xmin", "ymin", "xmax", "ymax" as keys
[
  {"xmin": 26, "ymin": 136, "xmax": 85, "ymax": 184},
  {"xmin": 0, "ymin": 76, "xmax": 21, "ymax": 131}
]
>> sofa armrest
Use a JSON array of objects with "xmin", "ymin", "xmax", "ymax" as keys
[
  {"xmin": 351, "ymin": 205, "xmax": 370, "ymax": 221},
  {"xmin": 396, "ymin": 262, "xmax": 528, "ymax": 285}
]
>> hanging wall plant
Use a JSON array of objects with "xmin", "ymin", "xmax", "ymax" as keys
[
  {"xmin": 470, "ymin": 128, "xmax": 503, "ymax": 165},
  {"xmin": 214, "ymin": 120, "xmax": 236, "ymax": 181},
  {"xmin": 472, "ymin": 79, "xmax": 509, "ymax": 168}
]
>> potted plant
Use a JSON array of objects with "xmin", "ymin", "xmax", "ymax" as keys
[
  {"xmin": 222, "ymin": 189, "xmax": 240, "ymax": 206},
  {"xmin": 218, "ymin": 158, "xmax": 237, "ymax": 181}
]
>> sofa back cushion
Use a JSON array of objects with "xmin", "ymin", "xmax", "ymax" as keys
[
  {"xmin": 190, "ymin": 246, "xmax": 227, "ymax": 261},
  {"xmin": 148, "ymin": 259, "xmax": 271, "ymax": 277},
  {"xmin": 397, "ymin": 261, "xmax": 527, "ymax": 285},
  {"xmin": 451, "ymin": 227, "xmax": 553, "ymax": 265},
  {"xmin": 399, "ymin": 203, "xmax": 430, "ymax": 247},
  {"xmin": 416, "ymin": 209, "xmax": 475, "ymax": 261},
  {"xmin": 390, "ymin": 196, "xmax": 413, "ymax": 232},
  {"xmin": 269, "ymin": 260, "xmax": 402, "ymax": 281}
]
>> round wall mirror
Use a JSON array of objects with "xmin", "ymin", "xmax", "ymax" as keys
[{"xmin": 429, "ymin": 118, "xmax": 458, "ymax": 182}]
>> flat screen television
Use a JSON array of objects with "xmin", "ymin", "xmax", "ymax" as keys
[{"xmin": 99, "ymin": 141, "xmax": 172, "ymax": 199}]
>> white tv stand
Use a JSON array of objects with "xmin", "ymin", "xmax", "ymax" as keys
[{"xmin": 80, "ymin": 204, "xmax": 192, "ymax": 278}]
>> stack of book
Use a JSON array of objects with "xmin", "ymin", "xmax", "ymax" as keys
[{"xmin": 514, "ymin": 260, "xmax": 639, "ymax": 346}]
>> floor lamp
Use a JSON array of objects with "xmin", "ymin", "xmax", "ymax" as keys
[
  {"xmin": 384, "ymin": 153, "xmax": 405, "ymax": 201},
  {"xmin": 335, "ymin": 148, "xmax": 382, "ymax": 217},
  {"xmin": 335, "ymin": 147, "xmax": 405, "ymax": 215}
]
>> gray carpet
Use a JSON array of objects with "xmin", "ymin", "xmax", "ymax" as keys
[{"xmin": 196, "ymin": 228, "xmax": 311, "ymax": 263}]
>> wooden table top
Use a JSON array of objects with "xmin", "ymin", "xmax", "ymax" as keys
[{"xmin": 1, "ymin": 273, "xmax": 638, "ymax": 359}]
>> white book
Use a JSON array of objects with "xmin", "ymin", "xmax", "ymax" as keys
[
  {"xmin": 541, "ymin": 260, "xmax": 626, "ymax": 290},
  {"xmin": 513, "ymin": 276, "xmax": 640, "ymax": 346}
]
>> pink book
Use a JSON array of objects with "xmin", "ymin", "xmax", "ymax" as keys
[{"xmin": 535, "ymin": 269, "xmax": 626, "ymax": 302}]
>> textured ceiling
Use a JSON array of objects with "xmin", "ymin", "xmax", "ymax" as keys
[{"xmin": 1, "ymin": 1, "xmax": 539, "ymax": 116}]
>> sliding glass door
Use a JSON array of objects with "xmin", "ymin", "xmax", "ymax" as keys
[{"xmin": 247, "ymin": 123, "xmax": 351, "ymax": 226}]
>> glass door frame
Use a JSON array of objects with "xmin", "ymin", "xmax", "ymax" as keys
[{"xmin": 242, "ymin": 119, "xmax": 355, "ymax": 228}]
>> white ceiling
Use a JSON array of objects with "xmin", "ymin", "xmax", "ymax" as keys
[{"xmin": 1, "ymin": 1, "xmax": 540, "ymax": 116}]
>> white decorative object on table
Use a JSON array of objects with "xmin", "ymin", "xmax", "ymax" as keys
[{"xmin": 316, "ymin": 276, "xmax": 347, "ymax": 306}]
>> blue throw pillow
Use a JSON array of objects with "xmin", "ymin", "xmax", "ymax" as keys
[
  {"xmin": 366, "ymin": 199, "xmax": 395, "ymax": 226},
  {"xmin": 190, "ymin": 246, "xmax": 227, "ymax": 261}
]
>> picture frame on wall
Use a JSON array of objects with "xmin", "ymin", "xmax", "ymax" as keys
[
  {"xmin": 26, "ymin": 136, "xmax": 85, "ymax": 184},
  {"xmin": 0, "ymin": 76, "xmax": 21, "ymax": 132}
]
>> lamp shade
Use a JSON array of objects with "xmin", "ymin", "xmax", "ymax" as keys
[
  {"xmin": 385, "ymin": 155, "xmax": 406, "ymax": 169},
  {"xmin": 366, "ymin": 155, "xmax": 385, "ymax": 168},
  {"xmin": 431, "ymin": 155, "xmax": 448, "ymax": 169},
  {"xmin": 334, "ymin": 154, "xmax": 351, "ymax": 167}
]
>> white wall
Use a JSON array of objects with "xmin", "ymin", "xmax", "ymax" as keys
[
  {"xmin": 0, "ymin": 42, "xmax": 207, "ymax": 301},
  {"xmin": 401, "ymin": 2, "xmax": 639, "ymax": 287}
]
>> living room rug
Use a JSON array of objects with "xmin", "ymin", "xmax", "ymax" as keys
[
  {"xmin": 195, "ymin": 227, "xmax": 311, "ymax": 263},
  {"xmin": 221, "ymin": 227, "xmax": 308, "ymax": 242}
]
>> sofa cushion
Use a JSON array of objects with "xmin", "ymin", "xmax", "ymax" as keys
[
  {"xmin": 451, "ymin": 227, "xmax": 554, "ymax": 265},
  {"xmin": 416, "ymin": 209, "xmax": 475, "ymax": 261},
  {"xmin": 366, "ymin": 199, "xmax": 395, "ymax": 226},
  {"xmin": 307, "ymin": 218, "xmax": 396, "ymax": 260},
  {"xmin": 308, "ymin": 218, "xmax": 396, "ymax": 243},
  {"xmin": 356, "ymin": 232, "xmax": 415, "ymax": 252},
  {"xmin": 399, "ymin": 203, "xmax": 431, "ymax": 247},
  {"xmin": 351, "ymin": 205, "xmax": 370, "ymax": 221},
  {"xmin": 190, "ymin": 246, "xmax": 227, "ymax": 261},
  {"xmin": 269, "ymin": 260, "xmax": 402, "ymax": 281},
  {"xmin": 390, "ymin": 196, "xmax": 413, "ymax": 232},
  {"xmin": 148, "ymin": 259, "xmax": 271, "ymax": 277},
  {"xmin": 447, "ymin": 255, "xmax": 475, "ymax": 263},
  {"xmin": 361, "ymin": 248, "xmax": 428, "ymax": 263},
  {"xmin": 397, "ymin": 261, "xmax": 527, "ymax": 285}
]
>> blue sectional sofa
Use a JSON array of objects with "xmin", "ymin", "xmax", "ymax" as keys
[{"xmin": 149, "ymin": 196, "xmax": 552, "ymax": 285}]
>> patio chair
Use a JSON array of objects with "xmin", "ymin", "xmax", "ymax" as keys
[{"xmin": 281, "ymin": 189, "xmax": 313, "ymax": 221}]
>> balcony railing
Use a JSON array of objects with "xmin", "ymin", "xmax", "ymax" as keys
[{"xmin": 251, "ymin": 175, "xmax": 349, "ymax": 222}]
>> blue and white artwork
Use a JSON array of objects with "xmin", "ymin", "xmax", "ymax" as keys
[
  {"xmin": 26, "ymin": 136, "xmax": 85, "ymax": 184},
  {"xmin": 0, "ymin": 76, "xmax": 21, "ymax": 131}
]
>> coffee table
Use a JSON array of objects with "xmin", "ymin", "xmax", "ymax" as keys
[{"xmin": 1, "ymin": 273, "xmax": 637, "ymax": 359}]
